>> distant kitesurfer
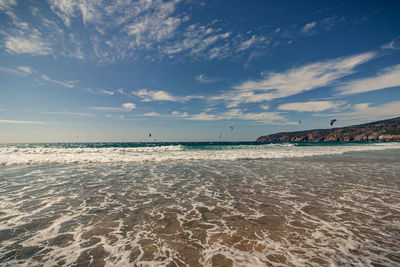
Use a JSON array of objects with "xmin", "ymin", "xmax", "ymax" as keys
[
  {"xmin": 297, "ymin": 120, "xmax": 302, "ymax": 125},
  {"xmin": 230, "ymin": 126, "xmax": 234, "ymax": 131},
  {"xmin": 149, "ymin": 133, "xmax": 152, "ymax": 138},
  {"xmin": 330, "ymin": 119, "xmax": 337, "ymax": 126}
]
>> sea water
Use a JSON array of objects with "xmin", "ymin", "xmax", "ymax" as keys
[{"xmin": 0, "ymin": 142, "xmax": 399, "ymax": 266}]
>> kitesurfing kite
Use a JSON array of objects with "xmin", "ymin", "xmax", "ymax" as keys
[{"xmin": 330, "ymin": 119, "xmax": 337, "ymax": 126}]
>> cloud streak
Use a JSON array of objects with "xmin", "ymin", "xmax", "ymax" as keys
[
  {"xmin": 0, "ymin": 1, "xmax": 334, "ymax": 64},
  {"xmin": 215, "ymin": 52, "xmax": 376, "ymax": 107},
  {"xmin": 185, "ymin": 110, "xmax": 292, "ymax": 124},
  {"xmin": 195, "ymin": 74, "xmax": 223, "ymax": 83},
  {"xmin": 41, "ymin": 74, "xmax": 76, "ymax": 88},
  {"xmin": 133, "ymin": 88, "xmax": 177, "ymax": 102},
  {"xmin": 301, "ymin": 21, "xmax": 316, "ymax": 34},
  {"xmin": 0, "ymin": 119, "xmax": 45, "ymax": 124},
  {"xmin": 337, "ymin": 64, "xmax": 400, "ymax": 95},
  {"xmin": 91, "ymin": 103, "xmax": 136, "ymax": 112},
  {"xmin": 5, "ymin": 34, "xmax": 51, "ymax": 55},
  {"xmin": 381, "ymin": 37, "xmax": 400, "ymax": 50},
  {"xmin": 132, "ymin": 88, "xmax": 203, "ymax": 102},
  {"xmin": 0, "ymin": 0, "xmax": 17, "ymax": 11},
  {"xmin": 17, "ymin": 66, "xmax": 33, "ymax": 73},
  {"xmin": 278, "ymin": 101, "xmax": 346, "ymax": 112},
  {"xmin": 0, "ymin": 66, "xmax": 27, "ymax": 76}
]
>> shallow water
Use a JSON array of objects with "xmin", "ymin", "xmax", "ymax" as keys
[{"xmin": 0, "ymin": 149, "xmax": 399, "ymax": 266}]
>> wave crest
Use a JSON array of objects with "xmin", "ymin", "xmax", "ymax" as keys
[{"xmin": 1, "ymin": 142, "xmax": 400, "ymax": 166}]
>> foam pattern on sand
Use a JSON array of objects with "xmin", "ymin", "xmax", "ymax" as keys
[{"xmin": 0, "ymin": 155, "xmax": 399, "ymax": 266}]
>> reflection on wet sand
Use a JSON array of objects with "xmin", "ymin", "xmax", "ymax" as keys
[{"xmin": 0, "ymin": 152, "xmax": 400, "ymax": 266}]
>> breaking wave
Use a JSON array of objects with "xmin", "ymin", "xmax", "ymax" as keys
[{"xmin": 1, "ymin": 142, "xmax": 400, "ymax": 166}]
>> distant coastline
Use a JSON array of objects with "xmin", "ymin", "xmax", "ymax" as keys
[{"xmin": 257, "ymin": 117, "xmax": 400, "ymax": 142}]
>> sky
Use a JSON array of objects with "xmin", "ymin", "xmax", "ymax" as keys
[{"xmin": 0, "ymin": 0, "xmax": 400, "ymax": 142}]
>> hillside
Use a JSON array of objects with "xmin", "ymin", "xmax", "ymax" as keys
[{"xmin": 257, "ymin": 117, "xmax": 400, "ymax": 142}]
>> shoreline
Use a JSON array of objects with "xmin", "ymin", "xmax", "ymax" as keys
[{"xmin": 0, "ymin": 146, "xmax": 399, "ymax": 266}]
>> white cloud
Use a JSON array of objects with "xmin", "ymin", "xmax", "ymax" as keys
[
  {"xmin": 122, "ymin": 102, "xmax": 136, "ymax": 110},
  {"xmin": 186, "ymin": 112, "xmax": 219, "ymax": 121},
  {"xmin": 49, "ymin": 0, "xmax": 76, "ymax": 27},
  {"xmin": 117, "ymin": 88, "xmax": 124, "ymax": 94},
  {"xmin": 180, "ymin": 95, "xmax": 205, "ymax": 101},
  {"xmin": 99, "ymin": 89, "xmax": 114, "ymax": 95},
  {"xmin": 144, "ymin": 111, "xmax": 160, "ymax": 117},
  {"xmin": 42, "ymin": 0, "xmax": 189, "ymax": 62},
  {"xmin": 207, "ymin": 43, "xmax": 231, "ymax": 60},
  {"xmin": 132, "ymin": 88, "xmax": 177, "ymax": 102},
  {"xmin": 4, "ymin": 9, "xmax": 29, "ymax": 30},
  {"xmin": 77, "ymin": 0, "xmax": 101, "ymax": 25},
  {"xmin": 177, "ymin": 109, "xmax": 292, "ymax": 124},
  {"xmin": 41, "ymin": 74, "xmax": 76, "ymax": 88},
  {"xmin": 140, "ymin": 107, "xmax": 291, "ymax": 124},
  {"xmin": 0, "ymin": 0, "xmax": 17, "ymax": 10},
  {"xmin": 278, "ymin": 101, "xmax": 345, "ymax": 112},
  {"xmin": 301, "ymin": 21, "xmax": 316, "ymax": 33},
  {"xmin": 163, "ymin": 23, "xmax": 233, "ymax": 60},
  {"xmin": 1, "ymin": 1, "xmax": 281, "ymax": 63},
  {"xmin": 17, "ymin": 66, "xmax": 33, "ymax": 73},
  {"xmin": 236, "ymin": 35, "xmax": 270, "ymax": 52},
  {"xmin": 0, "ymin": 66, "xmax": 26, "ymax": 76},
  {"xmin": 91, "ymin": 103, "xmax": 135, "ymax": 112},
  {"xmin": 5, "ymin": 35, "xmax": 52, "ymax": 55},
  {"xmin": 381, "ymin": 37, "xmax": 400, "ymax": 50},
  {"xmin": 0, "ymin": 119, "xmax": 45, "ymax": 124},
  {"xmin": 222, "ymin": 52, "xmax": 376, "ymax": 106},
  {"xmin": 337, "ymin": 64, "xmax": 400, "ymax": 95},
  {"xmin": 125, "ymin": 8, "xmax": 183, "ymax": 46},
  {"xmin": 260, "ymin": 104, "xmax": 270, "ymax": 110},
  {"xmin": 195, "ymin": 74, "xmax": 222, "ymax": 83}
]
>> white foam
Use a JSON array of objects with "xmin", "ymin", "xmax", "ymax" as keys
[
  {"xmin": 0, "ymin": 143, "xmax": 400, "ymax": 166},
  {"xmin": 1, "ymin": 155, "xmax": 399, "ymax": 266}
]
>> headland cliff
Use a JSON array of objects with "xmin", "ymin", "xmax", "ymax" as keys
[{"xmin": 257, "ymin": 117, "xmax": 400, "ymax": 142}]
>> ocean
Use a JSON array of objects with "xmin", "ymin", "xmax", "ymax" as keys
[{"xmin": 0, "ymin": 142, "xmax": 399, "ymax": 266}]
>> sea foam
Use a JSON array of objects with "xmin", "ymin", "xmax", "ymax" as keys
[{"xmin": 1, "ymin": 142, "xmax": 400, "ymax": 166}]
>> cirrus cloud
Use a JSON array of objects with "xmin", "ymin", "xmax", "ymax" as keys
[
  {"xmin": 0, "ymin": 119, "xmax": 45, "ymax": 124},
  {"xmin": 91, "ymin": 102, "xmax": 136, "ymax": 112},
  {"xmin": 214, "ymin": 52, "xmax": 376, "ymax": 107},
  {"xmin": 278, "ymin": 101, "xmax": 345, "ymax": 112},
  {"xmin": 336, "ymin": 64, "xmax": 400, "ymax": 95},
  {"xmin": 133, "ymin": 88, "xmax": 177, "ymax": 102},
  {"xmin": 5, "ymin": 35, "xmax": 52, "ymax": 55}
]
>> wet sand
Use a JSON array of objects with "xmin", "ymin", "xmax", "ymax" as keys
[{"xmin": 0, "ymin": 150, "xmax": 399, "ymax": 266}]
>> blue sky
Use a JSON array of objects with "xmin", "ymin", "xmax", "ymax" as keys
[{"xmin": 1, "ymin": 0, "xmax": 400, "ymax": 142}]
